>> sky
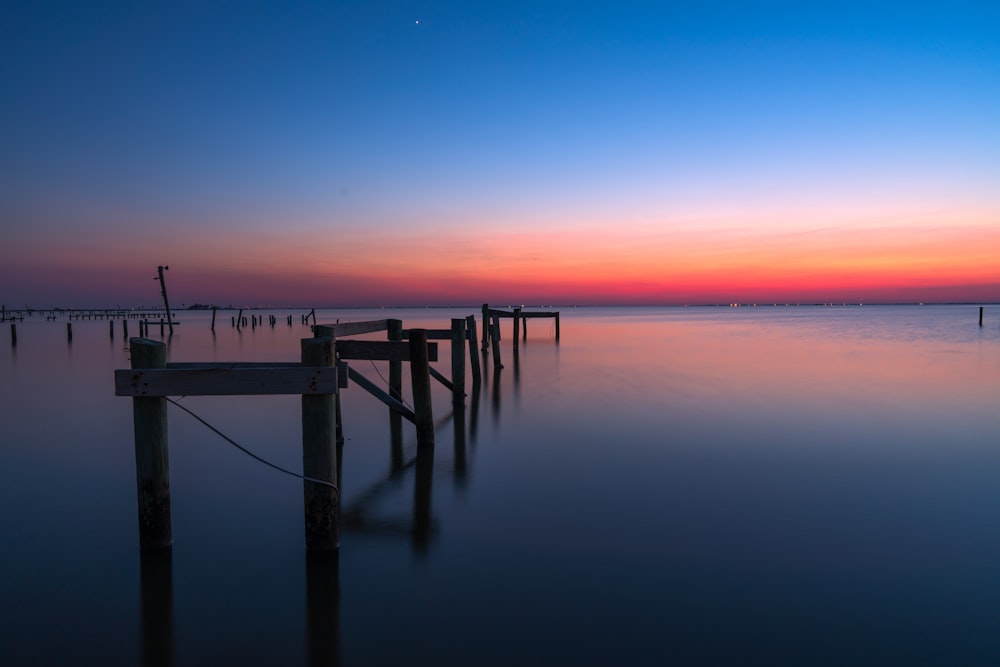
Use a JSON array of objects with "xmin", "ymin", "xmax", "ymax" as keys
[{"xmin": 2, "ymin": 0, "xmax": 998, "ymax": 307}]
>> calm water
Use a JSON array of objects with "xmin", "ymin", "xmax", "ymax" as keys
[{"xmin": 2, "ymin": 305, "xmax": 999, "ymax": 665}]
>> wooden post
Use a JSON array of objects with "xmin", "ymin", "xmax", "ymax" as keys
[
  {"xmin": 490, "ymin": 316, "xmax": 502, "ymax": 369},
  {"xmin": 387, "ymin": 319, "xmax": 403, "ymax": 400},
  {"xmin": 555, "ymin": 312, "xmax": 561, "ymax": 341},
  {"xmin": 301, "ymin": 336, "xmax": 339, "ymax": 551},
  {"xmin": 450, "ymin": 318, "xmax": 466, "ymax": 405},
  {"xmin": 211, "ymin": 307, "xmax": 217, "ymax": 331},
  {"xmin": 236, "ymin": 309, "xmax": 243, "ymax": 330},
  {"xmin": 980, "ymin": 306, "xmax": 984, "ymax": 327},
  {"xmin": 466, "ymin": 315, "xmax": 481, "ymax": 387},
  {"xmin": 513, "ymin": 307, "xmax": 520, "ymax": 349},
  {"xmin": 130, "ymin": 338, "xmax": 172, "ymax": 549},
  {"xmin": 110, "ymin": 319, "xmax": 115, "ymax": 339},
  {"xmin": 123, "ymin": 319, "xmax": 128, "ymax": 337},
  {"xmin": 67, "ymin": 322, "xmax": 73, "ymax": 343},
  {"xmin": 156, "ymin": 266, "xmax": 175, "ymax": 335},
  {"xmin": 10, "ymin": 323, "xmax": 15, "ymax": 347},
  {"xmin": 409, "ymin": 329, "xmax": 435, "ymax": 450},
  {"xmin": 481, "ymin": 303, "xmax": 489, "ymax": 351}
]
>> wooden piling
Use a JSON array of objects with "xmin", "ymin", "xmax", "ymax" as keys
[
  {"xmin": 555, "ymin": 312, "xmax": 561, "ymax": 341},
  {"xmin": 236, "ymin": 309, "xmax": 243, "ymax": 330},
  {"xmin": 513, "ymin": 307, "xmax": 520, "ymax": 349},
  {"xmin": 387, "ymin": 319, "xmax": 403, "ymax": 400},
  {"xmin": 130, "ymin": 338, "xmax": 172, "ymax": 549},
  {"xmin": 301, "ymin": 336, "xmax": 339, "ymax": 551},
  {"xmin": 466, "ymin": 315, "xmax": 481, "ymax": 387},
  {"xmin": 211, "ymin": 307, "xmax": 217, "ymax": 331},
  {"xmin": 980, "ymin": 306, "xmax": 984, "ymax": 327},
  {"xmin": 481, "ymin": 303, "xmax": 489, "ymax": 351},
  {"xmin": 123, "ymin": 319, "xmax": 128, "ymax": 337},
  {"xmin": 451, "ymin": 318, "xmax": 466, "ymax": 405},
  {"xmin": 490, "ymin": 317, "xmax": 502, "ymax": 369},
  {"xmin": 110, "ymin": 319, "xmax": 115, "ymax": 339},
  {"xmin": 67, "ymin": 322, "xmax": 73, "ymax": 343},
  {"xmin": 409, "ymin": 329, "xmax": 435, "ymax": 450},
  {"xmin": 10, "ymin": 323, "xmax": 16, "ymax": 347},
  {"xmin": 156, "ymin": 266, "xmax": 175, "ymax": 335}
]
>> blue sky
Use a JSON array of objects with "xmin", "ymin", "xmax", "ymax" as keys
[{"xmin": 2, "ymin": 1, "xmax": 998, "ymax": 305}]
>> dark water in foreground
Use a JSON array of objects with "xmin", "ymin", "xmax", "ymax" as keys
[{"xmin": 2, "ymin": 305, "xmax": 999, "ymax": 665}]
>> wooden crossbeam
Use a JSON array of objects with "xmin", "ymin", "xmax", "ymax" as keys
[
  {"xmin": 115, "ymin": 366, "xmax": 338, "ymax": 397},
  {"xmin": 314, "ymin": 319, "xmax": 389, "ymax": 337},
  {"xmin": 336, "ymin": 340, "xmax": 438, "ymax": 362}
]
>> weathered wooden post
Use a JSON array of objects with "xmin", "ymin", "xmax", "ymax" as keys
[
  {"xmin": 555, "ymin": 312, "xmax": 561, "ymax": 341},
  {"xmin": 130, "ymin": 338, "xmax": 172, "ymax": 549},
  {"xmin": 123, "ymin": 319, "xmax": 128, "ymax": 337},
  {"xmin": 236, "ymin": 309, "xmax": 243, "ymax": 330},
  {"xmin": 409, "ymin": 329, "xmax": 434, "ymax": 450},
  {"xmin": 490, "ymin": 316, "xmax": 502, "ymax": 369},
  {"xmin": 466, "ymin": 315, "xmax": 481, "ymax": 387},
  {"xmin": 156, "ymin": 265, "xmax": 175, "ymax": 335},
  {"xmin": 522, "ymin": 312, "xmax": 527, "ymax": 341},
  {"xmin": 211, "ymin": 307, "xmax": 217, "ymax": 331},
  {"xmin": 481, "ymin": 303, "xmax": 489, "ymax": 351},
  {"xmin": 513, "ymin": 307, "xmax": 521, "ymax": 349},
  {"xmin": 980, "ymin": 306, "xmax": 984, "ymax": 327},
  {"xmin": 10, "ymin": 323, "xmax": 16, "ymax": 347},
  {"xmin": 387, "ymin": 319, "xmax": 403, "ymax": 400},
  {"xmin": 67, "ymin": 322, "xmax": 73, "ymax": 343},
  {"xmin": 451, "ymin": 318, "xmax": 466, "ymax": 405},
  {"xmin": 110, "ymin": 320, "xmax": 115, "ymax": 339},
  {"xmin": 301, "ymin": 336, "xmax": 339, "ymax": 551}
]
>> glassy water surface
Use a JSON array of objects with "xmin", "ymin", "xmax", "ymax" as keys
[{"xmin": 2, "ymin": 305, "xmax": 999, "ymax": 665}]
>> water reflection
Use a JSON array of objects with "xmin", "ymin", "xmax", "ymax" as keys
[
  {"xmin": 305, "ymin": 553, "xmax": 341, "ymax": 667},
  {"xmin": 139, "ymin": 550, "xmax": 174, "ymax": 667}
]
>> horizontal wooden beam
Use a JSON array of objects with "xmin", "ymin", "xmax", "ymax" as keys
[
  {"xmin": 486, "ymin": 309, "xmax": 557, "ymax": 318},
  {"xmin": 520, "ymin": 312, "xmax": 559, "ymax": 318},
  {"xmin": 401, "ymin": 329, "xmax": 452, "ymax": 340},
  {"xmin": 115, "ymin": 366, "xmax": 338, "ymax": 397},
  {"xmin": 336, "ymin": 340, "xmax": 438, "ymax": 362},
  {"xmin": 314, "ymin": 319, "xmax": 389, "ymax": 337}
]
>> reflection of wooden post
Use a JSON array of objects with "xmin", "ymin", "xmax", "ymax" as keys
[
  {"xmin": 513, "ymin": 307, "xmax": 520, "ymax": 349},
  {"xmin": 481, "ymin": 303, "xmax": 489, "ymax": 350},
  {"xmin": 302, "ymin": 337, "xmax": 339, "ymax": 551},
  {"xmin": 409, "ymin": 329, "xmax": 434, "ymax": 451},
  {"xmin": 131, "ymin": 338, "xmax": 172, "ymax": 550},
  {"xmin": 451, "ymin": 318, "xmax": 466, "ymax": 405},
  {"xmin": 306, "ymin": 553, "xmax": 341, "ymax": 666},
  {"xmin": 140, "ymin": 550, "xmax": 175, "ymax": 667},
  {"xmin": 466, "ymin": 315, "xmax": 481, "ymax": 387},
  {"xmin": 412, "ymin": 443, "xmax": 433, "ymax": 555}
]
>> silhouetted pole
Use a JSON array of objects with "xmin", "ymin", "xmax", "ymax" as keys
[
  {"xmin": 67, "ymin": 322, "xmax": 72, "ymax": 343},
  {"xmin": 451, "ymin": 318, "xmax": 466, "ymax": 405},
  {"xmin": 481, "ymin": 303, "xmax": 489, "ymax": 350},
  {"xmin": 302, "ymin": 336, "xmax": 339, "ymax": 551},
  {"xmin": 555, "ymin": 312, "xmax": 561, "ymax": 341},
  {"xmin": 10, "ymin": 323, "xmax": 16, "ymax": 347},
  {"xmin": 387, "ymin": 319, "xmax": 403, "ymax": 400},
  {"xmin": 156, "ymin": 266, "xmax": 174, "ymax": 335},
  {"xmin": 513, "ymin": 307, "xmax": 520, "ymax": 349},
  {"xmin": 130, "ymin": 337, "xmax": 172, "ymax": 549},
  {"xmin": 211, "ymin": 307, "xmax": 217, "ymax": 331},
  {"xmin": 465, "ymin": 315, "xmax": 481, "ymax": 387},
  {"xmin": 409, "ymin": 329, "xmax": 435, "ymax": 451},
  {"xmin": 980, "ymin": 306, "xmax": 984, "ymax": 327},
  {"xmin": 110, "ymin": 320, "xmax": 115, "ymax": 339}
]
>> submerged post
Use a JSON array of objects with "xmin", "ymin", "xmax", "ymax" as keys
[
  {"xmin": 409, "ymin": 329, "xmax": 435, "ymax": 450},
  {"xmin": 451, "ymin": 318, "xmax": 466, "ymax": 405},
  {"xmin": 301, "ymin": 336, "xmax": 339, "ymax": 551},
  {"xmin": 130, "ymin": 338, "xmax": 172, "ymax": 549}
]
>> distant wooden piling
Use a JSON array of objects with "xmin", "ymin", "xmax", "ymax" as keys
[
  {"xmin": 466, "ymin": 315, "xmax": 481, "ymax": 387},
  {"xmin": 481, "ymin": 303, "xmax": 489, "ymax": 350},
  {"xmin": 123, "ymin": 320, "xmax": 129, "ymax": 337},
  {"xmin": 301, "ymin": 336, "xmax": 339, "ymax": 551},
  {"xmin": 10, "ymin": 323, "xmax": 16, "ymax": 347},
  {"xmin": 980, "ymin": 306, "xmax": 984, "ymax": 327},
  {"xmin": 513, "ymin": 307, "xmax": 521, "ymax": 349},
  {"xmin": 409, "ymin": 329, "xmax": 435, "ymax": 450},
  {"xmin": 451, "ymin": 318, "xmax": 466, "ymax": 405},
  {"xmin": 110, "ymin": 320, "xmax": 115, "ymax": 339},
  {"xmin": 236, "ymin": 309, "xmax": 243, "ymax": 330},
  {"xmin": 490, "ymin": 316, "xmax": 502, "ymax": 369},
  {"xmin": 156, "ymin": 266, "xmax": 175, "ymax": 335},
  {"xmin": 130, "ymin": 338, "xmax": 172, "ymax": 550},
  {"xmin": 67, "ymin": 322, "xmax": 73, "ymax": 343},
  {"xmin": 211, "ymin": 307, "xmax": 217, "ymax": 331},
  {"xmin": 555, "ymin": 312, "xmax": 560, "ymax": 341}
]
